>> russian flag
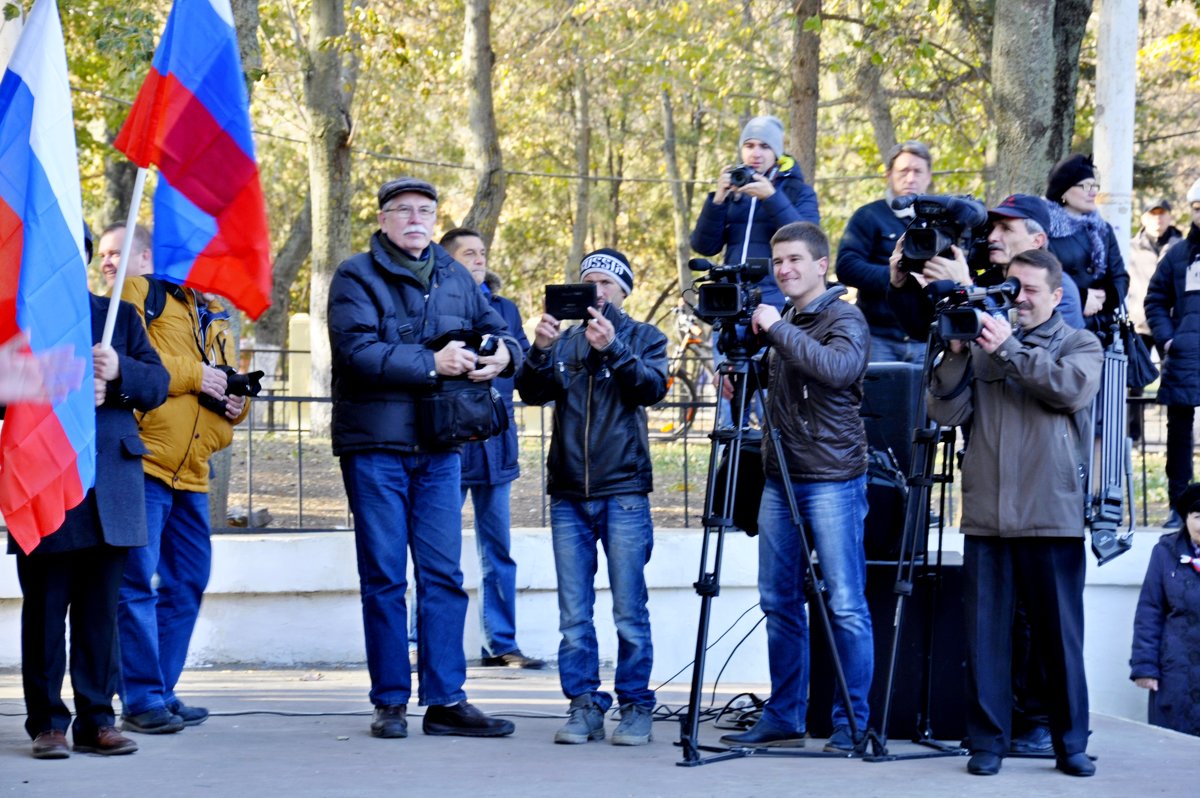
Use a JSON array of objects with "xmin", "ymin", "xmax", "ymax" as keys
[
  {"xmin": 114, "ymin": 0, "xmax": 271, "ymax": 319},
  {"xmin": 0, "ymin": 0, "xmax": 97, "ymax": 554}
]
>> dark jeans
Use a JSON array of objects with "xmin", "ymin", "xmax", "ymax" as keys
[
  {"xmin": 17, "ymin": 546, "xmax": 128, "ymax": 739},
  {"xmin": 1165, "ymin": 404, "xmax": 1196, "ymax": 511}
]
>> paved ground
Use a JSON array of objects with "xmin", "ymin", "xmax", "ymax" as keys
[{"xmin": 1, "ymin": 667, "xmax": 1195, "ymax": 797}]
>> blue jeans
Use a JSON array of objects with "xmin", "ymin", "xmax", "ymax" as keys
[
  {"xmin": 462, "ymin": 483, "xmax": 519, "ymax": 657},
  {"xmin": 550, "ymin": 494, "xmax": 654, "ymax": 711},
  {"xmin": 341, "ymin": 450, "xmax": 467, "ymax": 707},
  {"xmin": 869, "ymin": 335, "xmax": 926, "ymax": 365},
  {"xmin": 118, "ymin": 476, "xmax": 212, "ymax": 715},
  {"xmin": 756, "ymin": 475, "xmax": 873, "ymax": 733}
]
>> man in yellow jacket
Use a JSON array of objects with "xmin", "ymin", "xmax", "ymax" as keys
[{"xmin": 100, "ymin": 223, "xmax": 250, "ymax": 734}]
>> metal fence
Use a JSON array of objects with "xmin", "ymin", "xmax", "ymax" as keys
[{"xmin": 217, "ymin": 393, "xmax": 1186, "ymax": 535}]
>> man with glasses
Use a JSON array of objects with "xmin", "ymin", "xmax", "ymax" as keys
[
  {"xmin": 1145, "ymin": 180, "xmax": 1200, "ymax": 528},
  {"xmin": 328, "ymin": 177, "xmax": 522, "ymax": 740}
]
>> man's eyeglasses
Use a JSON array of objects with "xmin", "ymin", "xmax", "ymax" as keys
[
  {"xmin": 382, "ymin": 205, "xmax": 437, "ymax": 219},
  {"xmin": 1074, "ymin": 181, "xmax": 1101, "ymax": 193}
]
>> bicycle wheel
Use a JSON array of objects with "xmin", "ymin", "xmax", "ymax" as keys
[{"xmin": 647, "ymin": 371, "xmax": 698, "ymax": 440}]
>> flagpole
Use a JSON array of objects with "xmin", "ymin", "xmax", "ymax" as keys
[{"xmin": 101, "ymin": 166, "xmax": 148, "ymax": 347}]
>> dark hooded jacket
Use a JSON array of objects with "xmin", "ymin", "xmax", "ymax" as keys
[
  {"xmin": 515, "ymin": 303, "xmax": 668, "ymax": 499},
  {"xmin": 1145, "ymin": 224, "xmax": 1200, "ymax": 407},
  {"xmin": 1129, "ymin": 529, "xmax": 1200, "ymax": 736},
  {"xmin": 689, "ymin": 155, "xmax": 820, "ymax": 309}
]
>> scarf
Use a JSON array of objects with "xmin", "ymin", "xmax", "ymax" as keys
[{"xmin": 1045, "ymin": 200, "xmax": 1108, "ymax": 279}]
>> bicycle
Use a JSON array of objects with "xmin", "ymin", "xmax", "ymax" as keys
[{"xmin": 646, "ymin": 306, "xmax": 718, "ymax": 439}]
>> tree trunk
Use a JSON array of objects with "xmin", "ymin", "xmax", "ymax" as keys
[
  {"xmin": 101, "ymin": 145, "xmax": 137, "ymax": 230},
  {"xmin": 989, "ymin": 0, "xmax": 1057, "ymax": 198},
  {"xmin": 661, "ymin": 89, "xmax": 692, "ymax": 293},
  {"xmin": 567, "ymin": 54, "xmax": 589, "ymax": 281},
  {"xmin": 855, "ymin": 57, "xmax": 896, "ymax": 165},
  {"xmin": 461, "ymin": 0, "xmax": 506, "ymax": 245},
  {"xmin": 254, "ymin": 193, "xmax": 312, "ymax": 351},
  {"xmin": 788, "ymin": 0, "xmax": 820, "ymax": 181},
  {"xmin": 230, "ymin": 0, "xmax": 261, "ymax": 79},
  {"xmin": 305, "ymin": 0, "xmax": 354, "ymax": 432},
  {"xmin": 1050, "ymin": 0, "xmax": 1092, "ymax": 160}
]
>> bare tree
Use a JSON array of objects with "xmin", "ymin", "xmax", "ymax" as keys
[
  {"xmin": 461, "ymin": 0, "xmax": 506, "ymax": 244},
  {"xmin": 568, "ymin": 53, "xmax": 589, "ymax": 281},
  {"xmin": 788, "ymin": 0, "xmax": 820, "ymax": 181},
  {"xmin": 661, "ymin": 89, "xmax": 692, "ymax": 293}
]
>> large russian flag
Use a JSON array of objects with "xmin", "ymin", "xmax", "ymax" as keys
[
  {"xmin": 0, "ymin": 0, "xmax": 96, "ymax": 554},
  {"xmin": 114, "ymin": 0, "xmax": 271, "ymax": 319}
]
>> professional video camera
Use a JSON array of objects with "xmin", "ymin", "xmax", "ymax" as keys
[
  {"xmin": 688, "ymin": 257, "xmax": 769, "ymax": 326},
  {"xmin": 198, "ymin": 364, "xmax": 265, "ymax": 416},
  {"xmin": 933, "ymin": 277, "xmax": 1020, "ymax": 341},
  {"xmin": 893, "ymin": 194, "xmax": 990, "ymax": 273}
]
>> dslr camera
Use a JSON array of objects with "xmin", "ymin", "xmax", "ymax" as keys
[
  {"xmin": 727, "ymin": 164, "xmax": 757, "ymax": 188},
  {"xmin": 893, "ymin": 194, "xmax": 990, "ymax": 273},
  {"xmin": 934, "ymin": 277, "xmax": 1020, "ymax": 341},
  {"xmin": 198, "ymin": 365, "xmax": 265, "ymax": 416}
]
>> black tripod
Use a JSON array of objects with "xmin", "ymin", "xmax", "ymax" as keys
[
  {"xmin": 677, "ymin": 327, "xmax": 863, "ymax": 766},
  {"xmin": 862, "ymin": 332, "xmax": 966, "ymax": 762}
]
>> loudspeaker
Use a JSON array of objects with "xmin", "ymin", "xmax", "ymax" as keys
[
  {"xmin": 806, "ymin": 555, "xmax": 967, "ymax": 742},
  {"xmin": 860, "ymin": 362, "xmax": 923, "ymax": 474}
]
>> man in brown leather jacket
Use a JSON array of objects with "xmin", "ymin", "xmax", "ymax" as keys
[{"xmin": 927, "ymin": 248, "xmax": 1102, "ymax": 778}]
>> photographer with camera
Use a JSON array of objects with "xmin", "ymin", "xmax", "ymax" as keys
[
  {"xmin": 717, "ymin": 222, "xmax": 874, "ymax": 753},
  {"xmin": 102, "ymin": 223, "xmax": 251, "ymax": 734},
  {"xmin": 515, "ymin": 249, "xmax": 668, "ymax": 747},
  {"xmin": 926, "ymin": 248, "xmax": 1102, "ymax": 778},
  {"xmin": 886, "ymin": 194, "xmax": 1085, "ymax": 338},
  {"xmin": 328, "ymin": 178, "xmax": 520, "ymax": 741},
  {"xmin": 836, "ymin": 140, "xmax": 934, "ymax": 362}
]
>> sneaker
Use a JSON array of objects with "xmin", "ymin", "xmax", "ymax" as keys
[
  {"xmin": 121, "ymin": 708, "xmax": 184, "ymax": 735},
  {"xmin": 370, "ymin": 704, "xmax": 408, "ymax": 739},
  {"xmin": 554, "ymin": 695, "xmax": 605, "ymax": 744},
  {"xmin": 166, "ymin": 701, "xmax": 209, "ymax": 727},
  {"xmin": 611, "ymin": 704, "xmax": 653, "ymax": 746},
  {"xmin": 31, "ymin": 730, "xmax": 70, "ymax": 760},
  {"xmin": 73, "ymin": 726, "xmax": 139, "ymax": 756},
  {"xmin": 1010, "ymin": 724, "xmax": 1052, "ymax": 754},
  {"xmin": 719, "ymin": 717, "xmax": 805, "ymax": 748},
  {"xmin": 422, "ymin": 701, "xmax": 514, "ymax": 737},
  {"xmin": 481, "ymin": 650, "xmax": 547, "ymax": 669},
  {"xmin": 823, "ymin": 725, "xmax": 858, "ymax": 753}
]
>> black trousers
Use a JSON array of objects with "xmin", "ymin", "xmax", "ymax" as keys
[
  {"xmin": 962, "ymin": 535, "xmax": 1089, "ymax": 757},
  {"xmin": 16, "ymin": 546, "xmax": 128, "ymax": 739},
  {"xmin": 1165, "ymin": 404, "xmax": 1196, "ymax": 511}
]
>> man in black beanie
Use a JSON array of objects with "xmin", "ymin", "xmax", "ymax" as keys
[{"xmin": 516, "ymin": 249, "xmax": 668, "ymax": 747}]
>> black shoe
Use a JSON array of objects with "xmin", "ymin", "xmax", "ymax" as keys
[
  {"xmin": 422, "ymin": 701, "xmax": 514, "ymax": 737},
  {"xmin": 1164, "ymin": 510, "xmax": 1183, "ymax": 529},
  {"xmin": 1010, "ymin": 725, "xmax": 1052, "ymax": 754},
  {"xmin": 967, "ymin": 751, "xmax": 1002, "ymax": 775},
  {"xmin": 121, "ymin": 708, "xmax": 184, "ymax": 735},
  {"xmin": 719, "ymin": 718, "xmax": 805, "ymax": 749},
  {"xmin": 370, "ymin": 705, "xmax": 408, "ymax": 739},
  {"xmin": 481, "ymin": 651, "xmax": 547, "ymax": 669},
  {"xmin": 823, "ymin": 725, "xmax": 857, "ymax": 753},
  {"xmin": 166, "ymin": 701, "xmax": 209, "ymax": 727},
  {"xmin": 1055, "ymin": 752, "xmax": 1096, "ymax": 777}
]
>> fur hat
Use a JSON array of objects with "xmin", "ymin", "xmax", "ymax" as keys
[
  {"xmin": 1046, "ymin": 154, "xmax": 1096, "ymax": 204},
  {"xmin": 1175, "ymin": 483, "xmax": 1200, "ymax": 520},
  {"xmin": 580, "ymin": 248, "xmax": 633, "ymax": 296},
  {"xmin": 739, "ymin": 116, "xmax": 785, "ymax": 158}
]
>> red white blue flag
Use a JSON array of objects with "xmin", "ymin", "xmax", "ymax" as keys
[
  {"xmin": 0, "ymin": 0, "xmax": 97, "ymax": 553},
  {"xmin": 114, "ymin": 0, "xmax": 271, "ymax": 319}
]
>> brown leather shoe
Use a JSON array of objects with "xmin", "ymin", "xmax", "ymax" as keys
[
  {"xmin": 73, "ymin": 726, "xmax": 139, "ymax": 756},
  {"xmin": 32, "ymin": 730, "xmax": 70, "ymax": 759}
]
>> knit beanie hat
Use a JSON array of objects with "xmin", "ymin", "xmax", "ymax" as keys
[
  {"xmin": 580, "ymin": 248, "xmax": 634, "ymax": 296},
  {"xmin": 1176, "ymin": 483, "xmax": 1200, "ymax": 519},
  {"xmin": 1046, "ymin": 154, "xmax": 1096, "ymax": 204},
  {"xmin": 739, "ymin": 116, "xmax": 785, "ymax": 158},
  {"xmin": 1185, "ymin": 178, "xmax": 1200, "ymax": 204}
]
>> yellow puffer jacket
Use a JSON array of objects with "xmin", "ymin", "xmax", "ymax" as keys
[{"xmin": 119, "ymin": 276, "xmax": 250, "ymax": 492}]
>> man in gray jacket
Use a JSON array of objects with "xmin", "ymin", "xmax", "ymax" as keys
[
  {"xmin": 927, "ymin": 248, "xmax": 1102, "ymax": 778},
  {"xmin": 719, "ymin": 222, "xmax": 873, "ymax": 754}
]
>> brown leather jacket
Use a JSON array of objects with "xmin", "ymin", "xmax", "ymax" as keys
[{"xmin": 927, "ymin": 312, "xmax": 1103, "ymax": 538}]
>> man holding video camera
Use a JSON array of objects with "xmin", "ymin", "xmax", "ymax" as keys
[
  {"xmin": 328, "ymin": 178, "xmax": 521, "ymax": 741},
  {"xmin": 105, "ymin": 223, "xmax": 252, "ymax": 734},
  {"xmin": 719, "ymin": 221, "xmax": 874, "ymax": 754},
  {"xmin": 515, "ymin": 249, "xmax": 668, "ymax": 747},
  {"xmin": 926, "ymin": 248, "xmax": 1102, "ymax": 778}
]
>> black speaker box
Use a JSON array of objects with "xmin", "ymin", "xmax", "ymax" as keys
[
  {"xmin": 860, "ymin": 362, "xmax": 923, "ymax": 474},
  {"xmin": 806, "ymin": 555, "xmax": 967, "ymax": 742}
]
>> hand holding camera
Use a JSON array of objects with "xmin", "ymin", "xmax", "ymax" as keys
[
  {"xmin": 197, "ymin": 364, "xmax": 264, "ymax": 417},
  {"xmin": 468, "ymin": 334, "xmax": 510, "ymax": 382},
  {"xmin": 584, "ymin": 306, "xmax": 615, "ymax": 351}
]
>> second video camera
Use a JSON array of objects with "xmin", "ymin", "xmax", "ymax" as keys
[
  {"xmin": 893, "ymin": 194, "xmax": 989, "ymax": 273},
  {"xmin": 935, "ymin": 277, "xmax": 1021, "ymax": 341}
]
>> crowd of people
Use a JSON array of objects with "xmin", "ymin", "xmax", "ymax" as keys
[{"xmin": 3, "ymin": 116, "xmax": 1198, "ymax": 772}]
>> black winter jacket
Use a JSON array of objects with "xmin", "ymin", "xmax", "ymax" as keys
[
  {"xmin": 1146, "ymin": 224, "xmax": 1200, "ymax": 407},
  {"xmin": 761, "ymin": 285, "xmax": 870, "ymax": 482},
  {"xmin": 328, "ymin": 234, "xmax": 520, "ymax": 456},
  {"xmin": 1045, "ymin": 204, "xmax": 1129, "ymax": 336},
  {"xmin": 1129, "ymin": 529, "xmax": 1200, "ymax": 736},
  {"xmin": 835, "ymin": 199, "xmax": 915, "ymax": 342},
  {"xmin": 515, "ymin": 303, "xmax": 668, "ymax": 499}
]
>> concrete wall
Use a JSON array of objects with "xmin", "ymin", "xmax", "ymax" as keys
[{"xmin": 0, "ymin": 527, "xmax": 1160, "ymax": 724}]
